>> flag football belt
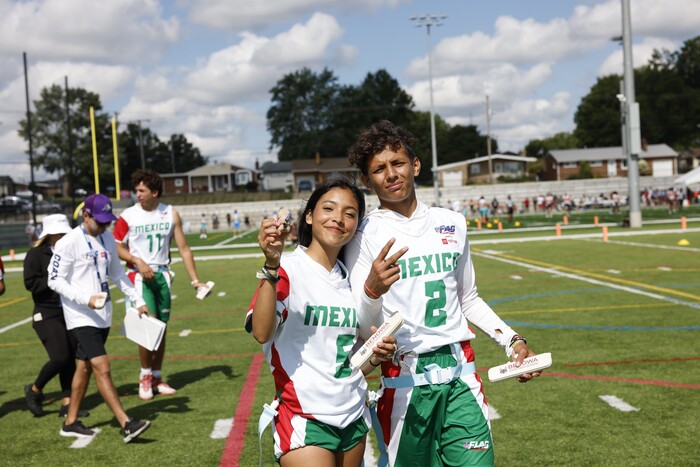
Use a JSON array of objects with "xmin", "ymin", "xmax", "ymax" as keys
[{"xmin": 381, "ymin": 361, "xmax": 476, "ymax": 389}]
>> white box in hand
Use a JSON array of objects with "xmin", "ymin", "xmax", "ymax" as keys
[
  {"xmin": 350, "ymin": 311, "xmax": 403, "ymax": 370},
  {"xmin": 196, "ymin": 281, "xmax": 215, "ymax": 300},
  {"xmin": 94, "ymin": 292, "xmax": 107, "ymax": 309},
  {"xmin": 487, "ymin": 352, "xmax": 552, "ymax": 382}
]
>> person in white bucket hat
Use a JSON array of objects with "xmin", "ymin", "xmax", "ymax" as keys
[{"xmin": 23, "ymin": 214, "xmax": 86, "ymax": 418}]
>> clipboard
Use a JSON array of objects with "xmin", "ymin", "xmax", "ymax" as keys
[{"xmin": 120, "ymin": 308, "xmax": 166, "ymax": 351}]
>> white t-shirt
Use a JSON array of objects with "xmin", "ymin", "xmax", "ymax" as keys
[
  {"xmin": 246, "ymin": 246, "xmax": 368, "ymax": 428},
  {"xmin": 345, "ymin": 202, "xmax": 517, "ymax": 356},
  {"xmin": 113, "ymin": 202, "xmax": 175, "ymax": 269},
  {"xmin": 48, "ymin": 225, "xmax": 145, "ymax": 330}
]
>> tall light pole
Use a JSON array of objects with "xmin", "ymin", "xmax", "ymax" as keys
[
  {"xmin": 485, "ymin": 94, "xmax": 494, "ymax": 184},
  {"xmin": 411, "ymin": 13, "xmax": 446, "ymax": 207},
  {"xmin": 621, "ymin": 0, "xmax": 642, "ymax": 227}
]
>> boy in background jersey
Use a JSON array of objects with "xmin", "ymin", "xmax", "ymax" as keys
[
  {"xmin": 114, "ymin": 169, "xmax": 209, "ymax": 400},
  {"xmin": 345, "ymin": 120, "xmax": 541, "ymax": 466}
]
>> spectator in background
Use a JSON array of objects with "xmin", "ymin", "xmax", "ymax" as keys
[
  {"xmin": 23, "ymin": 214, "xmax": 87, "ymax": 418},
  {"xmin": 25, "ymin": 219, "xmax": 36, "ymax": 245},
  {"xmin": 48, "ymin": 194, "xmax": 151, "ymax": 442},
  {"xmin": 232, "ymin": 210, "xmax": 241, "ymax": 236},
  {"xmin": 0, "ymin": 256, "xmax": 5, "ymax": 296},
  {"xmin": 212, "ymin": 213, "xmax": 219, "ymax": 230},
  {"xmin": 199, "ymin": 213, "xmax": 208, "ymax": 239}
]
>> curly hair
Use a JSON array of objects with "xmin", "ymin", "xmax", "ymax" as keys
[
  {"xmin": 347, "ymin": 120, "xmax": 418, "ymax": 176},
  {"xmin": 131, "ymin": 169, "xmax": 163, "ymax": 197},
  {"xmin": 297, "ymin": 177, "xmax": 366, "ymax": 248}
]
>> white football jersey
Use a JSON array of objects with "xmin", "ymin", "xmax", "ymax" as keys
[
  {"xmin": 113, "ymin": 203, "xmax": 174, "ymax": 268},
  {"xmin": 246, "ymin": 246, "xmax": 368, "ymax": 428},
  {"xmin": 345, "ymin": 202, "xmax": 517, "ymax": 355}
]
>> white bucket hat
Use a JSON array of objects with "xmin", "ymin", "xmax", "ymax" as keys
[{"xmin": 39, "ymin": 214, "xmax": 72, "ymax": 239}]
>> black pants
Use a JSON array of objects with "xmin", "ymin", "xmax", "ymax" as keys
[{"xmin": 32, "ymin": 315, "xmax": 77, "ymax": 398}]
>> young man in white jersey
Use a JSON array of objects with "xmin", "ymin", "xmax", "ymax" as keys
[
  {"xmin": 48, "ymin": 194, "xmax": 151, "ymax": 442},
  {"xmin": 114, "ymin": 169, "xmax": 208, "ymax": 400},
  {"xmin": 345, "ymin": 120, "xmax": 542, "ymax": 466}
]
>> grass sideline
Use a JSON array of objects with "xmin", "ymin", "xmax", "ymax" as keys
[{"xmin": 0, "ymin": 224, "xmax": 699, "ymax": 465}]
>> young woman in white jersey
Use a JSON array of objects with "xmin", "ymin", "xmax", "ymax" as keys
[{"xmin": 247, "ymin": 178, "xmax": 402, "ymax": 467}]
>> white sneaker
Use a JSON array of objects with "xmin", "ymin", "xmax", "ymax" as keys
[
  {"xmin": 139, "ymin": 374, "xmax": 153, "ymax": 400},
  {"xmin": 153, "ymin": 378, "xmax": 177, "ymax": 395}
]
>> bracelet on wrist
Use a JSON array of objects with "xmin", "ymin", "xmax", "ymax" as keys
[
  {"xmin": 264, "ymin": 263, "xmax": 280, "ymax": 270},
  {"xmin": 369, "ymin": 358, "xmax": 381, "ymax": 367},
  {"xmin": 256, "ymin": 267, "xmax": 280, "ymax": 284},
  {"xmin": 191, "ymin": 279, "xmax": 199, "ymax": 287},
  {"xmin": 509, "ymin": 334, "xmax": 527, "ymax": 347},
  {"xmin": 364, "ymin": 283, "xmax": 380, "ymax": 300}
]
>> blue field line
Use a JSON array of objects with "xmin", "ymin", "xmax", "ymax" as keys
[
  {"xmin": 504, "ymin": 320, "xmax": 700, "ymax": 331},
  {"xmin": 488, "ymin": 288, "xmax": 604, "ymax": 305}
]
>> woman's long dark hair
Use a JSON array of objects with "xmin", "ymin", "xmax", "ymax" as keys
[{"xmin": 297, "ymin": 178, "xmax": 366, "ymax": 248}]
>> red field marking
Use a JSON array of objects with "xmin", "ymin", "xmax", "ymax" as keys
[
  {"xmin": 563, "ymin": 357, "xmax": 700, "ymax": 367},
  {"xmin": 220, "ymin": 353, "xmax": 265, "ymax": 467},
  {"xmin": 544, "ymin": 371, "xmax": 700, "ymax": 389}
]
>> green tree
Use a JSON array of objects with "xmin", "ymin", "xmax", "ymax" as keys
[
  {"xmin": 573, "ymin": 74, "xmax": 622, "ymax": 147},
  {"xmin": 441, "ymin": 124, "xmax": 493, "ymax": 164},
  {"xmin": 267, "ymin": 67, "xmax": 340, "ymax": 160},
  {"xmin": 404, "ymin": 111, "xmax": 451, "ymax": 186},
  {"xmin": 525, "ymin": 132, "xmax": 579, "ymax": 158},
  {"xmin": 18, "ymin": 84, "xmax": 112, "ymax": 194},
  {"xmin": 675, "ymin": 35, "xmax": 700, "ymax": 89}
]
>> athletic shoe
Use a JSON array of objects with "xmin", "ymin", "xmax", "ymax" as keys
[
  {"xmin": 58, "ymin": 404, "xmax": 90, "ymax": 418},
  {"xmin": 139, "ymin": 374, "xmax": 153, "ymax": 400},
  {"xmin": 24, "ymin": 384, "xmax": 44, "ymax": 417},
  {"xmin": 122, "ymin": 418, "xmax": 151, "ymax": 443},
  {"xmin": 60, "ymin": 420, "xmax": 95, "ymax": 438},
  {"xmin": 152, "ymin": 378, "xmax": 177, "ymax": 395}
]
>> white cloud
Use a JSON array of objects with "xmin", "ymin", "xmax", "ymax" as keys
[
  {"xmin": 571, "ymin": 0, "xmax": 700, "ymax": 41},
  {"xmin": 598, "ymin": 36, "xmax": 679, "ymax": 76},
  {"xmin": 0, "ymin": 0, "xmax": 179, "ymax": 63},
  {"xmin": 187, "ymin": 0, "xmax": 406, "ymax": 30},
  {"xmin": 184, "ymin": 13, "xmax": 349, "ymax": 105}
]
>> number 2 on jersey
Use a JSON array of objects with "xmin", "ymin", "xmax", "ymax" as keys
[{"xmin": 424, "ymin": 279, "xmax": 447, "ymax": 327}]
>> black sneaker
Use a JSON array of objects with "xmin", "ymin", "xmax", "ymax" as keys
[
  {"xmin": 60, "ymin": 420, "xmax": 95, "ymax": 438},
  {"xmin": 122, "ymin": 418, "xmax": 151, "ymax": 443},
  {"xmin": 24, "ymin": 384, "xmax": 44, "ymax": 416},
  {"xmin": 58, "ymin": 404, "xmax": 90, "ymax": 418}
]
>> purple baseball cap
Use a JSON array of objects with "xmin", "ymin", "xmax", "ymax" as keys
[{"xmin": 84, "ymin": 194, "xmax": 118, "ymax": 223}]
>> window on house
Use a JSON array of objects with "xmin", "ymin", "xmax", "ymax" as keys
[
  {"xmin": 589, "ymin": 161, "xmax": 602, "ymax": 167},
  {"xmin": 470, "ymin": 165, "xmax": 481, "ymax": 175},
  {"xmin": 563, "ymin": 162, "xmax": 577, "ymax": 169}
]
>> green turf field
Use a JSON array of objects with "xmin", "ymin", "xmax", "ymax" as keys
[{"xmin": 1, "ymin": 220, "xmax": 699, "ymax": 466}]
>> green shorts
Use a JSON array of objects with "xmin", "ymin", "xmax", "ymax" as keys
[
  {"xmin": 390, "ymin": 345, "xmax": 494, "ymax": 466},
  {"xmin": 133, "ymin": 270, "xmax": 172, "ymax": 322},
  {"xmin": 273, "ymin": 407, "xmax": 370, "ymax": 460}
]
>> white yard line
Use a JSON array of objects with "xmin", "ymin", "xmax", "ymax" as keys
[
  {"xmin": 599, "ymin": 395, "xmax": 640, "ymax": 412},
  {"xmin": 586, "ymin": 238, "xmax": 700, "ymax": 252},
  {"xmin": 179, "ymin": 329, "xmax": 192, "ymax": 337},
  {"xmin": 210, "ymin": 418, "xmax": 233, "ymax": 439},
  {"xmin": 0, "ymin": 317, "xmax": 32, "ymax": 334},
  {"xmin": 488, "ymin": 405, "xmax": 502, "ymax": 420},
  {"xmin": 473, "ymin": 251, "xmax": 700, "ymax": 310}
]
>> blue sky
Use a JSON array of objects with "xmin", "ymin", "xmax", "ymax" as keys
[{"xmin": 1, "ymin": 0, "xmax": 699, "ymax": 183}]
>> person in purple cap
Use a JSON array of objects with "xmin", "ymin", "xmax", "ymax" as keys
[{"xmin": 48, "ymin": 194, "xmax": 152, "ymax": 443}]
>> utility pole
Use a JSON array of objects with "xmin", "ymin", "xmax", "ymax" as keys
[
  {"xmin": 23, "ymin": 52, "xmax": 37, "ymax": 225},
  {"xmin": 411, "ymin": 13, "xmax": 446, "ymax": 207},
  {"xmin": 65, "ymin": 76, "xmax": 76, "ymax": 214},
  {"xmin": 486, "ymin": 94, "xmax": 494, "ymax": 184},
  {"xmin": 622, "ymin": 0, "xmax": 642, "ymax": 227},
  {"xmin": 133, "ymin": 119, "xmax": 150, "ymax": 169}
]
